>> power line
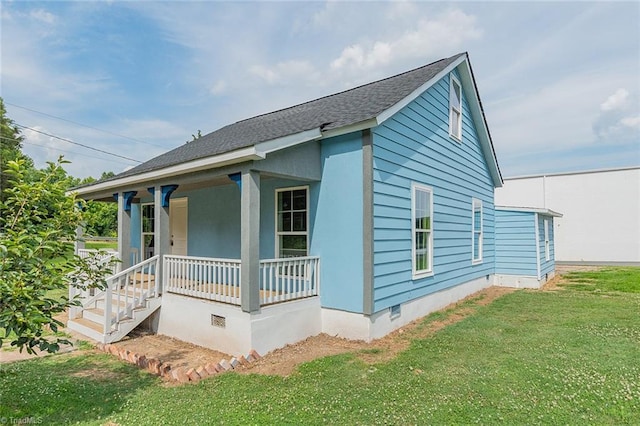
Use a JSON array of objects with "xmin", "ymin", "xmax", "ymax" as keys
[
  {"xmin": 15, "ymin": 124, "xmax": 142, "ymax": 163},
  {"xmin": 17, "ymin": 139, "xmax": 137, "ymax": 166},
  {"xmin": 6, "ymin": 101, "xmax": 165, "ymax": 148}
]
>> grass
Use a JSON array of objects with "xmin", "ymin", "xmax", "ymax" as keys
[
  {"xmin": 1, "ymin": 268, "xmax": 639, "ymax": 425},
  {"xmin": 560, "ymin": 267, "xmax": 640, "ymax": 293}
]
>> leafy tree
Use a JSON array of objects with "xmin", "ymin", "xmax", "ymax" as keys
[
  {"xmin": 0, "ymin": 98, "xmax": 34, "ymax": 203},
  {"xmin": 0, "ymin": 157, "xmax": 113, "ymax": 353}
]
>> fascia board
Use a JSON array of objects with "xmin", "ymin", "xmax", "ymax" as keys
[
  {"xmin": 496, "ymin": 206, "xmax": 563, "ymax": 217},
  {"xmin": 457, "ymin": 59, "xmax": 503, "ymax": 188},
  {"xmin": 320, "ymin": 119, "xmax": 378, "ymax": 139},
  {"xmin": 254, "ymin": 128, "xmax": 323, "ymax": 155},
  {"xmin": 71, "ymin": 147, "xmax": 265, "ymax": 197},
  {"xmin": 375, "ymin": 55, "xmax": 467, "ymax": 125}
]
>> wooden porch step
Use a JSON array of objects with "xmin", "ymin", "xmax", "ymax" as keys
[{"xmin": 71, "ymin": 316, "xmax": 105, "ymax": 334}]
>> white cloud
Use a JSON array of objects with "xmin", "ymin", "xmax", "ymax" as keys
[
  {"xmin": 250, "ymin": 60, "xmax": 319, "ymax": 86},
  {"xmin": 620, "ymin": 115, "xmax": 640, "ymax": 129},
  {"xmin": 330, "ymin": 9, "xmax": 481, "ymax": 74},
  {"xmin": 30, "ymin": 9, "xmax": 56, "ymax": 24},
  {"xmin": 600, "ymin": 88, "xmax": 629, "ymax": 111},
  {"xmin": 209, "ymin": 80, "xmax": 227, "ymax": 95}
]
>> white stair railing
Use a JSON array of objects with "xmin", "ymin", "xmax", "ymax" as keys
[
  {"xmin": 102, "ymin": 255, "xmax": 160, "ymax": 335},
  {"xmin": 69, "ymin": 249, "xmax": 121, "ymax": 319},
  {"xmin": 260, "ymin": 256, "xmax": 320, "ymax": 305}
]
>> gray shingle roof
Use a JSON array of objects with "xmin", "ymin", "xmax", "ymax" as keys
[{"xmin": 115, "ymin": 53, "xmax": 466, "ymax": 180}]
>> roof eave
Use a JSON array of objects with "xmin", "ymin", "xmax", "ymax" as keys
[
  {"xmin": 496, "ymin": 205, "xmax": 563, "ymax": 217},
  {"xmin": 70, "ymin": 146, "xmax": 266, "ymax": 198}
]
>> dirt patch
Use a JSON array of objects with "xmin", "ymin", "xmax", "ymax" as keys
[
  {"xmin": 114, "ymin": 332, "xmax": 232, "ymax": 370},
  {"xmin": 236, "ymin": 286, "xmax": 514, "ymax": 376},
  {"xmin": 2, "ymin": 286, "xmax": 514, "ymax": 378}
]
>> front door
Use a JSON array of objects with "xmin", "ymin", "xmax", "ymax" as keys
[{"xmin": 170, "ymin": 198, "xmax": 188, "ymax": 255}]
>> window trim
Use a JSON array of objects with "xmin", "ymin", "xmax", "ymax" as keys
[
  {"xmin": 141, "ymin": 202, "xmax": 155, "ymax": 260},
  {"xmin": 471, "ymin": 198, "xmax": 483, "ymax": 264},
  {"xmin": 544, "ymin": 218, "xmax": 550, "ymax": 261},
  {"xmin": 449, "ymin": 74, "xmax": 462, "ymax": 141},
  {"xmin": 274, "ymin": 185, "xmax": 309, "ymax": 259},
  {"xmin": 411, "ymin": 183, "xmax": 434, "ymax": 279}
]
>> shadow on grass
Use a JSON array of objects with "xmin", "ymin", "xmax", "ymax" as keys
[
  {"xmin": 0, "ymin": 352, "xmax": 158, "ymax": 424},
  {"xmin": 560, "ymin": 267, "xmax": 640, "ymax": 294}
]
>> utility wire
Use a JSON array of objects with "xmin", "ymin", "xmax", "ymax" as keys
[
  {"xmin": 6, "ymin": 101, "xmax": 165, "ymax": 148},
  {"xmin": 15, "ymin": 124, "xmax": 142, "ymax": 163},
  {"xmin": 17, "ymin": 139, "xmax": 136, "ymax": 166}
]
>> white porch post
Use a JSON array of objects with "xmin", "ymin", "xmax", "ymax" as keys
[
  {"xmin": 117, "ymin": 193, "xmax": 132, "ymax": 270},
  {"xmin": 241, "ymin": 170, "xmax": 261, "ymax": 313},
  {"xmin": 154, "ymin": 185, "xmax": 178, "ymax": 293},
  {"xmin": 74, "ymin": 225, "xmax": 85, "ymax": 255}
]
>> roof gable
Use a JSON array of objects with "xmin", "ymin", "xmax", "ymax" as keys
[{"xmin": 76, "ymin": 52, "xmax": 502, "ymax": 195}]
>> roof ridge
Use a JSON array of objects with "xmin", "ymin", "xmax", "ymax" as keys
[{"xmin": 233, "ymin": 52, "xmax": 466, "ymax": 125}]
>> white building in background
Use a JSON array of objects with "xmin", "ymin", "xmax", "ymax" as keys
[{"xmin": 495, "ymin": 166, "xmax": 640, "ymax": 265}]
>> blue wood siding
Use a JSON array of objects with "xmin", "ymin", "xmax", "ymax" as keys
[
  {"xmin": 371, "ymin": 70, "xmax": 495, "ymax": 312},
  {"xmin": 180, "ymin": 184, "xmax": 241, "ymax": 259},
  {"xmin": 538, "ymin": 214, "xmax": 555, "ymax": 277},
  {"xmin": 177, "ymin": 177, "xmax": 307, "ymax": 260},
  {"xmin": 311, "ymin": 132, "xmax": 364, "ymax": 313},
  {"xmin": 495, "ymin": 210, "xmax": 537, "ymax": 276}
]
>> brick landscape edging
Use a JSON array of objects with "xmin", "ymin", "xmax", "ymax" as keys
[{"xmin": 95, "ymin": 342, "xmax": 261, "ymax": 383}]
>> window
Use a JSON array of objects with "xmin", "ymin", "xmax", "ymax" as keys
[
  {"xmin": 276, "ymin": 187, "xmax": 308, "ymax": 258},
  {"xmin": 544, "ymin": 218, "xmax": 550, "ymax": 261},
  {"xmin": 412, "ymin": 184, "xmax": 433, "ymax": 278},
  {"xmin": 472, "ymin": 199, "xmax": 483, "ymax": 263},
  {"xmin": 141, "ymin": 203, "xmax": 155, "ymax": 260},
  {"xmin": 449, "ymin": 75, "xmax": 462, "ymax": 140}
]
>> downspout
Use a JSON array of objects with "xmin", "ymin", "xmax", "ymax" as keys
[
  {"xmin": 534, "ymin": 213, "xmax": 541, "ymax": 281},
  {"xmin": 542, "ymin": 175, "xmax": 547, "ymax": 209}
]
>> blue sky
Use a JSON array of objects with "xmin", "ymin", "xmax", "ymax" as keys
[{"xmin": 2, "ymin": 1, "xmax": 638, "ymax": 178}]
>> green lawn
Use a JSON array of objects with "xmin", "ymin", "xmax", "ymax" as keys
[{"xmin": 1, "ymin": 268, "xmax": 638, "ymax": 425}]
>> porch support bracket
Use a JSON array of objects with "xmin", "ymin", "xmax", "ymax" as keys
[
  {"xmin": 240, "ymin": 170, "xmax": 261, "ymax": 313},
  {"xmin": 161, "ymin": 185, "xmax": 179, "ymax": 208},
  {"xmin": 122, "ymin": 191, "xmax": 137, "ymax": 212},
  {"xmin": 228, "ymin": 172, "xmax": 242, "ymax": 190}
]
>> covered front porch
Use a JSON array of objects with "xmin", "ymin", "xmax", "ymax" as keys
[{"xmin": 69, "ymin": 142, "xmax": 325, "ymax": 354}]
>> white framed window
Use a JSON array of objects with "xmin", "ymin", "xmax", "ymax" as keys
[
  {"xmin": 275, "ymin": 186, "xmax": 308, "ymax": 258},
  {"xmin": 472, "ymin": 199, "xmax": 483, "ymax": 264},
  {"xmin": 544, "ymin": 218, "xmax": 550, "ymax": 261},
  {"xmin": 412, "ymin": 184, "xmax": 433, "ymax": 278},
  {"xmin": 449, "ymin": 75, "xmax": 462, "ymax": 141},
  {"xmin": 141, "ymin": 203, "xmax": 155, "ymax": 260}
]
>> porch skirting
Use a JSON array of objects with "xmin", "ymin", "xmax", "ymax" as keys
[
  {"xmin": 155, "ymin": 292, "xmax": 321, "ymax": 355},
  {"xmin": 322, "ymin": 274, "xmax": 494, "ymax": 342},
  {"xmin": 154, "ymin": 274, "xmax": 504, "ymax": 355}
]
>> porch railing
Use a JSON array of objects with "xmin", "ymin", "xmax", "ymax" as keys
[
  {"xmin": 259, "ymin": 256, "xmax": 320, "ymax": 305},
  {"xmin": 162, "ymin": 255, "xmax": 320, "ymax": 306},
  {"xmin": 164, "ymin": 255, "xmax": 241, "ymax": 305},
  {"xmin": 99, "ymin": 255, "xmax": 160, "ymax": 335},
  {"xmin": 77, "ymin": 248, "xmax": 120, "ymax": 275}
]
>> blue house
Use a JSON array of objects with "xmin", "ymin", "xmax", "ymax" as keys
[
  {"xmin": 495, "ymin": 207, "xmax": 562, "ymax": 288},
  {"xmin": 69, "ymin": 53, "xmax": 559, "ymax": 355}
]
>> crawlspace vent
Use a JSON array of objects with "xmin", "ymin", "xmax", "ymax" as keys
[
  {"xmin": 211, "ymin": 314, "xmax": 226, "ymax": 328},
  {"xmin": 390, "ymin": 304, "xmax": 401, "ymax": 319}
]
